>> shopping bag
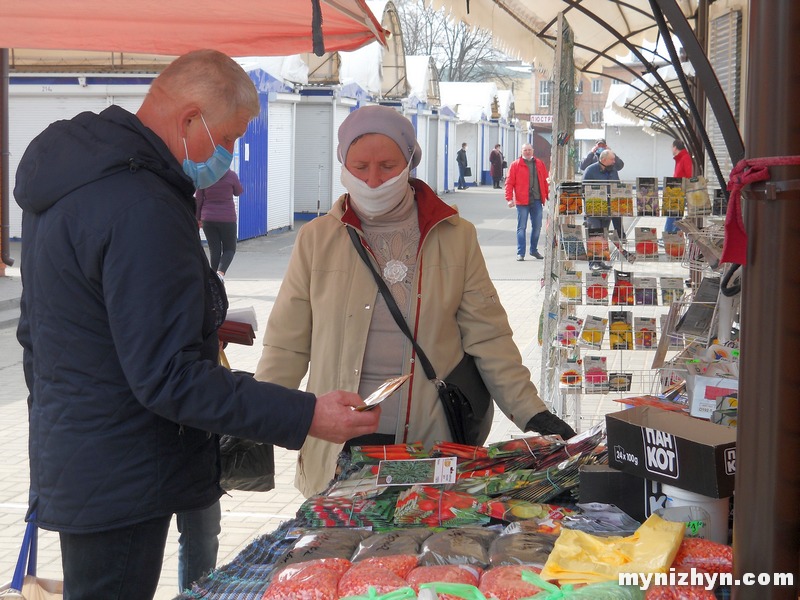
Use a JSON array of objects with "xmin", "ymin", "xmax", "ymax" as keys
[
  {"xmin": 0, "ymin": 519, "xmax": 63, "ymax": 599},
  {"xmin": 464, "ymin": 167, "xmax": 472, "ymax": 177}
]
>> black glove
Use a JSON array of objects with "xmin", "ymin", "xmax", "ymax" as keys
[{"xmin": 525, "ymin": 411, "xmax": 577, "ymax": 440}]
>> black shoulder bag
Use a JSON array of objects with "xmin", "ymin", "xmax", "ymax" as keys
[{"xmin": 347, "ymin": 227, "xmax": 493, "ymax": 446}]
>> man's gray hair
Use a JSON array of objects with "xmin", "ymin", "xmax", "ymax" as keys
[
  {"xmin": 599, "ymin": 149, "xmax": 615, "ymax": 162},
  {"xmin": 152, "ymin": 49, "xmax": 259, "ymax": 120}
]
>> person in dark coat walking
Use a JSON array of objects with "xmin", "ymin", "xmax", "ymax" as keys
[
  {"xmin": 579, "ymin": 138, "xmax": 625, "ymax": 172},
  {"xmin": 456, "ymin": 142, "xmax": 469, "ymax": 189},
  {"xmin": 14, "ymin": 49, "xmax": 380, "ymax": 600},
  {"xmin": 489, "ymin": 144, "xmax": 504, "ymax": 188},
  {"xmin": 582, "ymin": 149, "xmax": 621, "ymax": 270}
]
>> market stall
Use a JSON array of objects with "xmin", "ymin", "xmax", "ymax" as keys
[{"xmin": 175, "ymin": 424, "xmax": 736, "ymax": 600}]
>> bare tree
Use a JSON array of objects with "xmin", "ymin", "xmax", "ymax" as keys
[{"xmin": 396, "ymin": 0, "xmax": 514, "ymax": 84}]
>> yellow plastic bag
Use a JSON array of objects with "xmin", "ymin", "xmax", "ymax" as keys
[{"xmin": 540, "ymin": 514, "xmax": 684, "ymax": 585}]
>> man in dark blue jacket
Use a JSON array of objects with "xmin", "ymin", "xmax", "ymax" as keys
[
  {"xmin": 14, "ymin": 49, "xmax": 380, "ymax": 600},
  {"xmin": 582, "ymin": 149, "xmax": 622, "ymax": 270}
]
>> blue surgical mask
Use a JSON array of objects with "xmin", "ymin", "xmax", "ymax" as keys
[{"xmin": 182, "ymin": 113, "xmax": 233, "ymax": 189}]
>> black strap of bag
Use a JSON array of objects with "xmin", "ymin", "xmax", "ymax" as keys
[{"xmin": 347, "ymin": 226, "xmax": 492, "ymax": 445}]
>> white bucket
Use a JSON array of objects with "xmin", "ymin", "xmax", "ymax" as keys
[{"xmin": 662, "ymin": 484, "xmax": 730, "ymax": 545}]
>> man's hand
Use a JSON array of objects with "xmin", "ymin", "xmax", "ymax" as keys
[
  {"xmin": 507, "ymin": 200, "xmax": 515, "ymax": 208},
  {"xmin": 525, "ymin": 410, "xmax": 577, "ymax": 440},
  {"xmin": 308, "ymin": 390, "xmax": 381, "ymax": 443}
]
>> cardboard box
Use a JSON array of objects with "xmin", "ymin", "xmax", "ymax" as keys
[
  {"xmin": 579, "ymin": 464, "xmax": 665, "ymax": 522},
  {"xmin": 686, "ymin": 374, "xmax": 739, "ymax": 420},
  {"xmin": 606, "ymin": 406, "xmax": 736, "ymax": 498}
]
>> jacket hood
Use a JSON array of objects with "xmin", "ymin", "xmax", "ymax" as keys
[{"xmin": 14, "ymin": 105, "xmax": 193, "ymax": 214}]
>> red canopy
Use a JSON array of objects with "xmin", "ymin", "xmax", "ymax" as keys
[{"xmin": 0, "ymin": 0, "xmax": 386, "ymax": 56}]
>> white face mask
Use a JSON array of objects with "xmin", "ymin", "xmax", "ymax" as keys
[{"xmin": 340, "ymin": 162, "xmax": 411, "ymax": 220}]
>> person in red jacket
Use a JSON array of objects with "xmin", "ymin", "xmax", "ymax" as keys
[
  {"xmin": 505, "ymin": 144, "xmax": 549, "ymax": 260},
  {"xmin": 664, "ymin": 139, "xmax": 694, "ymax": 233}
]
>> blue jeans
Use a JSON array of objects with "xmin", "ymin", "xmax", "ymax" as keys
[
  {"xmin": 177, "ymin": 501, "xmax": 221, "ymax": 591},
  {"xmin": 516, "ymin": 202, "xmax": 543, "ymax": 256},
  {"xmin": 59, "ymin": 515, "xmax": 171, "ymax": 600},
  {"xmin": 458, "ymin": 166, "xmax": 466, "ymax": 189}
]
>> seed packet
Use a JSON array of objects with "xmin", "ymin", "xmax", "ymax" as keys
[
  {"xmin": 634, "ymin": 276, "xmax": 658, "ymax": 306},
  {"xmin": 636, "ymin": 177, "xmax": 659, "ymax": 216},
  {"xmin": 558, "ymin": 182, "xmax": 583, "ymax": 215},
  {"xmin": 583, "ymin": 184, "xmax": 609, "ymax": 216},
  {"xmin": 586, "ymin": 227, "xmax": 611, "ymax": 261},
  {"xmin": 685, "ymin": 176, "xmax": 712, "ymax": 216},
  {"xmin": 612, "ymin": 270, "xmax": 635, "ymax": 305},
  {"xmin": 583, "ymin": 355, "xmax": 609, "ymax": 393},
  {"xmin": 559, "ymin": 357, "xmax": 582, "ymax": 389},
  {"xmin": 559, "ymin": 269, "xmax": 583, "ymax": 304},
  {"xmin": 662, "ymin": 232, "xmax": 686, "ymax": 260},
  {"xmin": 579, "ymin": 315, "xmax": 608, "ymax": 348},
  {"xmin": 557, "ymin": 315, "xmax": 584, "ymax": 347},
  {"xmin": 608, "ymin": 372, "xmax": 633, "ymax": 392},
  {"xmin": 586, "ymin": 270, "xmax": 610, "ymax": 305},
  {"xmin": 634, "ymin": 226, "xmax": 659, "ymax": 259},
  {"xmin": 660, "ymin": 277, "xmax": 685, "ymax": 306},
  {"xmin": 608, "ymin": 310, "xmax": 633, "ymax": 350},
  {"xmin": 634, "ymin": 316, "xmax": 658, "ymax": 349},
  {"xmin": 662, "ymin": 177, "xmax": 685, "ymax": 217},
  {"xmin": 609, "ymin": 183, "xmax": 634, "ymax": 216},
  {"xmin": 560, "ymin": 223, "xmax": 588, "ymax": 261},
  {"xmin": 395, "ymin": 486, "xmax": 490, "ymax": 529}
]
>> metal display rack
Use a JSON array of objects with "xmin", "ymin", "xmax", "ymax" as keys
[{"xmin": 540, "ymin": 178, "xmax": 736, "ymax": 433}]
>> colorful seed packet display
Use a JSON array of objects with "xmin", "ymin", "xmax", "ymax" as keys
[
  {"xmin": 611, "ymin": 270, "xmax": 635, "ymax": 305},
  {"xmin": 579, "ymin": 315, "xmax": 608, "ymax": 348},
  {"xmin": 583, "ymin": 355, "xmax": 609, "ymax": 393},
  {"xmin": 662, "ymin": 177, "xmax": 686, "ymax": 217},
  {"xmin": 662, "ymin": 232, "xmax": 686, "ymax": 260},
  {"xmin": 586, "ymin": 228, "xmax": 611, "ymax": 262},
  {"xmin": 608, "ymin": 372, "xmax": 633, "ymax": 392},
  {"xmin": 583, "ymin": 184, "xmax": 609, "ymax": 217},
  {"xmin": 634, "ymin": 226, "xmax": 659, "ymax": 259},
  {"xmin": 660, "ymin": 277, "xmax": 685, "ymax": 306},
  {"xmin": 586, "ymin": 271, "xmax": 610, "ymax": 305},
  {"xmin": 608, "ymin": 310, "xmax": 633, "ymax": 350},
  {"xmin": 558, "ymin": 358, "xmax": 582, "ymax": 389},
  {"xmin": 558, "ymin": 182, "xmax": 583, "ymax": 215},
  {"xmin": 634, "ymin": 316, "xmax": 658, "ymax": 349},
  {"xmin": 559, "ymin": 269, "xmax": 583, "ymax": 304},
  {"xmin": 557, "ymin": 315, "xmax": 584, "ymax": 347},
  {"xmin": 609, "ymin": 183, "xmax": 634, "ymax": 217},
  {"xmin": 685, "ymin": 176, "xmax": 712, "ymax": 216},
  {"xmin": 636, "ymin": 177, "xmax": 659, "ymax": 216},
  {"xmin": 559, "ymin": 223, "xmax": 588, "ymax": 261},
  {"xmin": 633, "ymin": 276, "xmax": 658, "ymax": 306}
]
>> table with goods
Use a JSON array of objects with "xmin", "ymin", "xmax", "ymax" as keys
[{"xmin": 174, "ymin": 419, "xmax": 736, "ymax": 600}]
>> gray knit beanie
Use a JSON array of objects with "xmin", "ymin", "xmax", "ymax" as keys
[{"xmin": 337, "ymin": 105, "xmax": 422, "ymax": 168}]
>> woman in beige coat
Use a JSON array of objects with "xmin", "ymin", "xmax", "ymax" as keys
[{"xmin": 254, "ymin": 105, "xmax": 575, "ymax": 497}]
